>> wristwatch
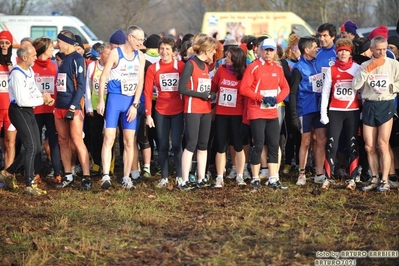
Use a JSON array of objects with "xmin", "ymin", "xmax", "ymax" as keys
[
  {"xmin": 132, "ymin": 103, "xmax": 140, "ymax": 109},
  {"xmin": 70, "ymin": 105, "xmax": 76, "ymax": 110}
]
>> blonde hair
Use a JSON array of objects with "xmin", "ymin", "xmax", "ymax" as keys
[
  {"xmin": 335, "ymin": 37, "xmax": 354, "ymax": 53},
  {"xmin": 192, "ymin": 33, "xmax": 217, "ymax": 55},
  {"xmin": 283, "ymin": 34, "xmax": 300, "ymax": 60}
]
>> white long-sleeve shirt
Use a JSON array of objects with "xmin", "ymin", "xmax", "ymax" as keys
[{"xmin": 8, "ymin": 66, "xmax": 43, "ymax": 107}]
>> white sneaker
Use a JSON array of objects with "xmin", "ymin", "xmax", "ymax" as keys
[
  {"xmin": 321, "ymin": 178, "xmax": 331, "ymax": 190},
  {"xmin": 243, "ymin": 168, "xmax": 251, "ymax": 181},
  {"xmin": 101, "ymin": 174, "xmax": 111, "ymax": 189},
  {"xmin": 296, "ymin": 172, "xmax": 306, "ymax": 186},
  {"xmin": 236, "ymin": 175, "xmax": 246, "ymax": 186},
  {"xmin": 388, "ymin": 179, "xmax": 399, "ymax": 189},
  {"xmin": 175, "ymin": 176, "xmax": 183, "ymax": 187},
  {"xmin": 362, "ymin": 177, "xmax": 380, "ymax": 192},
  {"xmin": 122, "ymin": 176, "xmax": 135, "ymax": 190},
  {"xmin": 345, "ymin": 179, "xmax": 356, "ymax": 191},
  {"xmin": 227, "ymin": 169, "xmax": 237, "ymax": 179},
  {"xmin": 156, "ymin": 178, "xmax": 169, "ymax": 188},
  {"xmin": 314, "ymin": 174, "xmax": 326, "ymax": 184},
  {"xmin": 214, "ymin": 176, "xmax": 224, "ymax": 188}
]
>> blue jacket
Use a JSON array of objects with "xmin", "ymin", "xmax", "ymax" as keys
[
  {"xmin": 292, "ymin": 55, "xmax": 320, "ymax": 116},
  {"xmin": 315, "ymin": 45, "xmax": 336, "ymax": 72}
]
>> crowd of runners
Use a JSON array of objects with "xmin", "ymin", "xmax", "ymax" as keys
[{"xmin": 1, "ymin": 19, "xmax": 399, "ymax": 195}]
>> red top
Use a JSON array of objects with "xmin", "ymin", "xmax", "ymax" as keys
[
  {"xmin": 32, "ymin": 58, "xmax": 58, "ymax": 114},
  {"xmin": 183, "ymin": 59, "xmax": 211, "ymax": 114},
  {"xmin": 144, "ymin": 59, "xmax": 185, "ymax": 116},
  {"xmin": 329, "ymin": 65, "xmax": 360, "ymax": 110},
  {"xmin": 0, "ymin": 64, "xmax": 10, "ymax": 109},
  {"xmin": 211, "ymin": 65, "xmax": 244, "ymax": 116},
  {"xmin": 240, "ymin": 59, "xmax": 289, "ymax": 120}
]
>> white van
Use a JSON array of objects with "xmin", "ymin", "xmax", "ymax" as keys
[{"xmin": 0, "ymin": 15, "xmax": 100, "ymax": 46}]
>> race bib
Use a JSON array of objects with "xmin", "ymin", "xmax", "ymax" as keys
[
  {"xmin": 309, "ymin": 73, "xmax": 323, "ymax": 93},
  {"xmin": 121, "ymin": 77, "xmax": 138, "ymax": 96},
  {"xmin": 368, "ymin": 74, "xmax": 389, "ymax": 94},
  {"xmin": 0, "ymin": 73, "xmax": 8, "ymax": 93},
  {"xmin": 197, "ymin": 78, "xmax": 211, "ymax": 92},
  {"xmin": 159, "ymin": 73, "xmax": 179, "ymax": 92},
  {"xmin": 218, "ymin": 87, "xmax": 237, "ymax": 107},
  {"xmin": 260, "ymin": 89, "xmax": 277, "ymax": 109},
  {"xmin": 56, "ymin": 73, "xmax": 67, "ymax": 92},
  {"xmin": 93, "ymin": 78, "xmax": 108, "ymax": 95},
  {"xmin": 36, "ymin": 76, "xmax": 55, "ymax": 94},
  {"xmin": 333, "ymin": 80, "xmax": 354, "ymax": 101}
]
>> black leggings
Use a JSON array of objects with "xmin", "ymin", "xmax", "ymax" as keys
[
  {"xmin": 184, "ymin": 113, "xmax": 211, "ymax": 152},
  {"xmin": 325, "ymin": 110, "xmax": 360, "ymax": 178},
  {"xmin": 215, "ymin": 115, "xmax": 243, "ymax": 153},
  {"xmin": 8, "ymin": 104, "xmax": 41, "ymax": 187},
  {"xmin": 154, "ymin": 110, "xmax": 184, "ymax": 179},
  {"xmin": 34, "ymin": 113, "xmax": 61, "ymax": 176},
  {"xmin": 250, "ymin": 118, "xmax": 280, "ymax": 165}
]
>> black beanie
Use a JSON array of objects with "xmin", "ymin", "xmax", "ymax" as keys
[
  {"xmin": 144, "ymin": 34, "xmax": 161, "ymax": 49},
  {"xmin": 388, "ymin": 36, "xmax": 399, "ymax": 49}
]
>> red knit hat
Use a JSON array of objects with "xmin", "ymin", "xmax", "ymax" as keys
[
  {"xmin": 240, "ymin": 43, "xmax": 248, "ymax": 54},
  {"xmin": 0, "ymin": 30, "xmax": 13, "ymax": 43},
  {"xmin": 368, "ymin": 26, "xmax": 389, "ymax": 40}
]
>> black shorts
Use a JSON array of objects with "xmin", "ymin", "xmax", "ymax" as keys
[{"xmin": 362, "ymin": 100, "xmax": 396, "ymax": 127}]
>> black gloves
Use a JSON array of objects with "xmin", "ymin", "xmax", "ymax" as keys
[
  {"xmin": 0, "ymin": 46, "xmax": 13, "ymax": 66},
  {"xmin": 291, "ymin": 114, "xmax": 302, "ymax": 131},
  {"xmin": 64, "ymin": 110, "xmax": 75, "ymax": 121},
  {"xmin": 209, "ymin": 92, "xmax": 217, "ymax": 101},
  {"xmin": 263, "ymin": 96, "xmax": 277, "ymax": 107}
]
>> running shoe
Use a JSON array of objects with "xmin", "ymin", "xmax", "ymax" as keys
[
  {"xmin": 156, "ymin": 178, "xmax": 169, "ymax": 188},
  {"xmin": 101, "ymin": 175, "xmax": 112, "ymax": 190},
  {"xmin": 80, "ymin": 178, "xmax": 92, "ymax": 191},
  {"xmin": 321, "ymin": 178, "xmax": 331, "ymax": 190},
  {"xmin": 1, "ymin": 170, "xmax": 18, "ymax": 190},
  {"xmin": 33, "ymin": 174, "xmax": 42, "ymax": 184},
  {"xmin": 345, "ymin": 179, "xmax": 356, "ymax": 191},
  {"xmin": 251, "ymin": 179, "xmax": 261, "ymax": 191},
  {"xmin": 243, "ymin": 168, "xmax": 251, "ymax": 181},
  {"xmin": 214, "ymin": 176, "xmax": 224, "ymax": 188},
  {"xmin": 362, "ymin": 177, "xmax": 380, "ymax": 192},
  {"xmin": 296, "ymin": 172, "xmax": 306, "ymax": 186},
  {"xmin": 121, "ymin": 176, "xmax": 135, "ymax": 190},
  {"xmin": 236, "ymin": 175, "xmax": 246, "ymax": 186},
  {"xmin": 377, "ymin": 180, "xmax": 390, "ymax": 192},
  {"xmin": 197, "ymin": 178, "xmax": 211, "ymax": 188},
  {"xmin": 24, "ymin": 186, "xmax": 47, "ymax": 196},
  {"xmin": 268, "ymin": 180, "xmax": 289, "ymax": 190},
  {"xmin": 55, "ymin": 178, "xmax": 74, "ymax": 189},
  {"xmin": 314, "ymin": 174, "xmax": 327, "ymax": 184},
  {"xmin": 283, "ymin": 164, "xmax": 291, "ymax": 174},
  {"xmin": 227, "ymin": 168, "xmax": 237, "ymax": 179}
]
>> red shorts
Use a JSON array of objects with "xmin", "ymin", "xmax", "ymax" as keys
[
  {"xmin": 53, "ymin": 108, "xmax": 84, "ymax": 120},
  {"xmin": 0, "ymin": 109, "xmax": 15, "ymax": 131}
]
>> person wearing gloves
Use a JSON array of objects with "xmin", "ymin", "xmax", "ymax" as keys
[
  {"xmin": 178, "ymin": 33, "xmax": 217, "ymax": 190},
  {"xmin": 0, "ymin": 45, "xmax": 54, "ymax": 195},
  {"xmin": 319, "ymin": 38, "xmax": 360, "ymax": 190},
  {"xmin": 53, "ymin": 30, "xmax": 91, "ymax": 190},
  {"xmin": 240, "ymin": 38, "xmax": 290, "ymax": 191},
  {"xmin": 353, "ymin": 36, "xmax": 399, "ymax": 192}
]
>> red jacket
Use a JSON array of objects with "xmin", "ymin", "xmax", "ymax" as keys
[
  {"xmin": 32, "ymin": 58, "xmax": 58, "ymax": 114},
  {"xmin": 240, "ymin": 59, "xmax": 289, "ymax": 120},
  {"xmin": 0, "ymin": 64, "xmax": 10, "ymax": 110}
]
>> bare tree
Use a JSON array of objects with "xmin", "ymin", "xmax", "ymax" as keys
[{"xmin": 0, "ymin": 0, "xmax": 53, "ymax": 14}]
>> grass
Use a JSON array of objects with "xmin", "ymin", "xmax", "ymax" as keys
[{"xmin": 1, "ymin": 174, "xmax": 399, "ymax": 266}]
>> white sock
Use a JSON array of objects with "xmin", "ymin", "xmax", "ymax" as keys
[
  {"xmin": 144, "ymin": 164, "xmax": 150, "ymax": 172},
  {"xmin": 65, "ymin": 174, "xmax": 73, "ymax": 181},
  {"xmin": 269, "ymin": 176, "xmax": 277, "ymax": 183},
  {"xmin": 131, "ymin": 170, "xmax": 140, "ymax": 179}
]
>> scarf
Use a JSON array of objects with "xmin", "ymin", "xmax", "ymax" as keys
[{"xmin": 334, "ymin": 57, "xmax": 353, "ymax": 70}]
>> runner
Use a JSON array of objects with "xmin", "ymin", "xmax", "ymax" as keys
[
  {"xmin": 212, "ymin": 46, "xmax": 247, "ymax": 188},
  {"xmin": 145, "ymin": 37, "xmax": 185, "ymax": 188},
  {"xmin": 53, "ymin": 30, "xmax": 91, "ymax": 190},
  {"xmin": 97, "ymin": 26, "xmax": 146, "ymax": 190},
  {"xmin": 1, "ymin": 45, "xmax": 53, "ymax": 195},
  {"xmin": 353, "ymin": 36, "xmax": 399, "ymax": 192},
  {"xmin": 320, "ymin": 38, "xmax": 360, "ymax": 190},
  {"xmin": 240, "ymin": 38, "xmax": 290, "ymax": 191},
  {"xmin": 178, "ymin": 33, "xmax": 217, "ymax": 190}
]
